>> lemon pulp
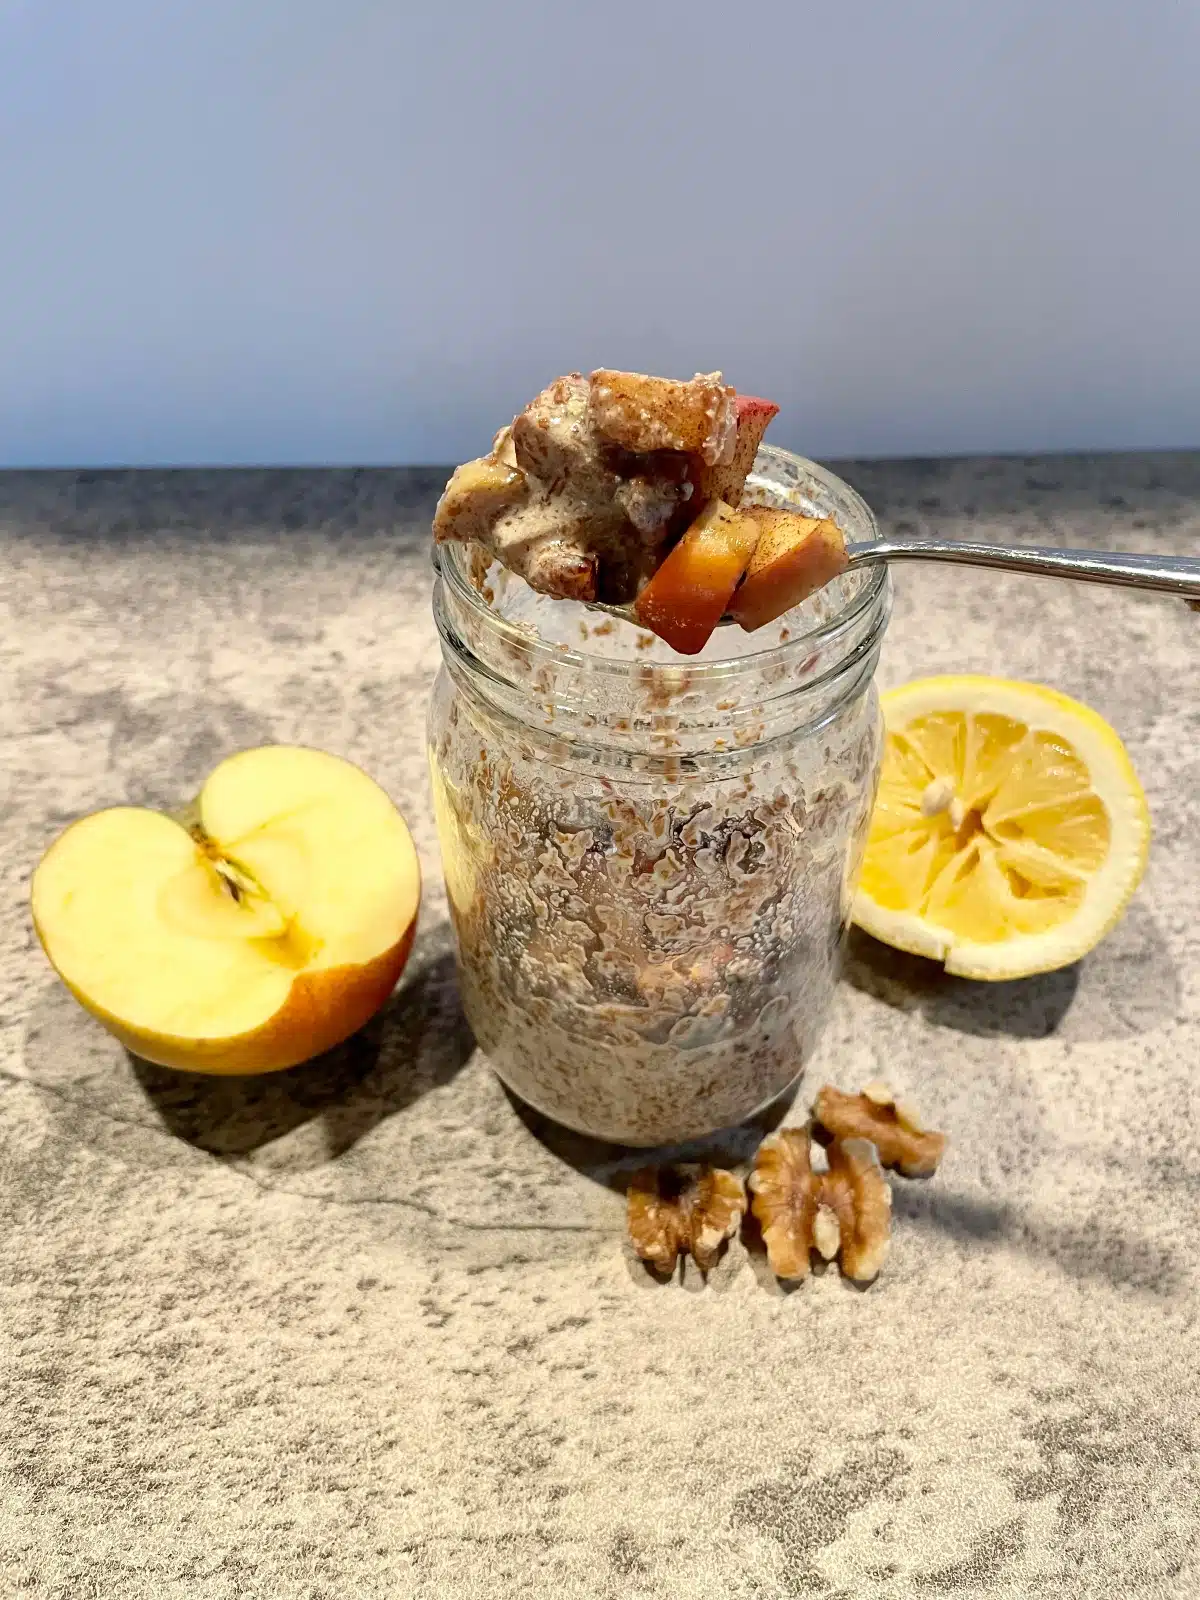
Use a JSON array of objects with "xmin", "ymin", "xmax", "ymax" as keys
[{"xmin": 853, "ymin": 677, "xmax": 1150, "ymax": 979}]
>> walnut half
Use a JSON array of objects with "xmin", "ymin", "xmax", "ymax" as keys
[
  {"xmin": 813, "ymin": 1083, "xmax": 947, "ymax": 1178},
  {"xmin": 748, "ymin": 1127, "xmax": 892, "ymax": 1284},
  {"xmin": 817, "ymin": 1137, "xmax": 893, "ymax": 1283},
  {"xmin": 746, "ymin": 1128, "xmax": 820, "ymax": 1280},
  {"xmin": 627, "ymin": 1164, "xmax": 746, "ymax": 1274}
]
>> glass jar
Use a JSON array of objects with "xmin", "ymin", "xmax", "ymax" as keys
[{"xmin": 427, "ymin": 447, "xmax": 891, "ymax": 1146}]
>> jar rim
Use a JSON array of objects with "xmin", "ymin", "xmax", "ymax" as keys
[{"xmin": 432, "ymin": 447, "xmax": 888, "ymax": 685}]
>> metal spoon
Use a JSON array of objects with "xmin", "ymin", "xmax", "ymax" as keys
[
  {"xmin": 846, "ymin": 535, "xmax": 1200, "ymax": 602},
  {"xmin": 588, "ymin": 535, "xmax": 1200, "ymax": 626}
]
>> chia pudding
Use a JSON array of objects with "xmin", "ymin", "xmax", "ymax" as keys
[{"xmin": 429, "ymin": 446, "xmax": 891, "ymax": 1146}]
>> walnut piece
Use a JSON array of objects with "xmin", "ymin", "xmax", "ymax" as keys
[
  {"xmin": 813, "ymin": 1083, "xmax": 947, "ymax": 1178},
  {"xmin": 748, "ymin": 1126, "xmax": 893, "ymax": 1283},
  {"xmin": 817, "ymin": 1137, "xmax": 893, "ymax": 1282},
  {"xmin": 627, "ymin": 1164, "xmax": 746, "ymax": 1274},
  {"xmin": 746, "ymin": 1128, "xmax": 820, "ymax": 1279}
]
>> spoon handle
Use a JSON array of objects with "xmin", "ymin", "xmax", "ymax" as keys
[{"xmin": 849, "ymin": 536, "xmax": 1200, "ymax": 603}]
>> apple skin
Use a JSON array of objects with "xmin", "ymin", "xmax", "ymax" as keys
[
  {"xmin": 689, "ymin": 394, "xmax": 779, "ymax": 509},
  {"xmin": 732, "ymin": 394, "xmax": 781, "ymax": 439},
  {"xmin": 729, "ymin": 511, "xmax": 849, "ymax": 631},
  {"xmin": 634, "ymin": 499, "xmax": 761, "ymax": 655},
  {"xmin": 40, "ymin": 919, "xmax": 418, "ymax": 1076}
]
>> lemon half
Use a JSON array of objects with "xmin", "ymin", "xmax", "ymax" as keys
[{"xmin": 853, "ymin": 676, "xmax": 1150, "ymax": 980}]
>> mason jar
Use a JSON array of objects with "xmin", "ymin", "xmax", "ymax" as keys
[{"xmin": 427, "ymin": 446, "xmax": 891, "ymax": 1146}]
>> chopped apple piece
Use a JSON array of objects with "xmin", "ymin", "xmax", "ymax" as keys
[
  {"xmin": 691, "ymin": 394, "xmax": 779, "ymax": 509},
  {"xmin": 31, "ymin": 747, "xmax": 421, "ymax": 1075},
  {"xmin": 634, "ymin": 500, "xmax": 761, "ymax": 655},
  {"xmin": 588, "ymin": 370, "xmax": 737, "ymax": 465},
  {"xmin": 729, "ymin": 510, "xmax": 849, "ymax": 631},
  {"xmin": 433, "ymin": 456, "xmax": 528, "ymax": 544}
]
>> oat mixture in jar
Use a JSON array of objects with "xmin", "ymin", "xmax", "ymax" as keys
[{"xmin": 428, "ymin": 448, "xmax": 891, "ymax": 1146}]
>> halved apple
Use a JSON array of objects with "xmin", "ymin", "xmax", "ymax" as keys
[
  {"xmin": 31, "ymin": 746, "xmax": 420, "ymax": 1075},
  {"xmin": 690, "ymin": 393, "xmax": 779, "ymax": 509},
  {"xmin": 634, "ymin": 499, "xmax": 762, "ymax": 655},
  {"xmin": 729, "ymin": 510, "xmax": 849, "ymax": 631}
]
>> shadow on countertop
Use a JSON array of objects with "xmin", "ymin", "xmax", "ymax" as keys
[
  {"xmin": 22, "ymin": 925, "xmax": 474, "ymax": 1168},
  {"xmin": 126, "ymin": 941, "xmax": 474, "ymax": 1160},
  {"xmin": 889, "ymin": 1183, "xmax": 1185, "ymax": 1298},
  {"xmin": 841, "ymin": 926, "xmax": 1081, "ymax": 1039},
  {"xmin": 505, "ymin": 1078, "xmax": 801, "ymax": 1193},
  {"xmin": 841, "ymin": 898, "xmax": 1180, "ymax": 1044}
]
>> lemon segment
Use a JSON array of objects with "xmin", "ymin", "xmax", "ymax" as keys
[{"xmin": 853, "ymin": 676, "xmax": 1150, "ymax": 979}]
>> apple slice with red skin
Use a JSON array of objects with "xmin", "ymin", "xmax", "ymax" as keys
[
  {"xmin": 729, "ymin": 510, "xmax": 849, "ymax": 631},
  {"xmin": 689, "ymin": 394, "xmax": 779, "ymax": 510},
  {"xmin": 634, "ymin": 499, "xmax": 762, "ymax": 655}
]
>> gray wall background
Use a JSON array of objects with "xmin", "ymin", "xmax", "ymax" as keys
[{"xmin": 2, "ymin": 0, "xmax": 1197, "ymax": 468}]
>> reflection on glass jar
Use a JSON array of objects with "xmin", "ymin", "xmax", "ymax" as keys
[{"xmin": 428, "ymin": 447, "xmax": 891, "ymax": 1146}]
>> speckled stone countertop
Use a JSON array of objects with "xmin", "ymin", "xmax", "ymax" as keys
[{"xmin": 2, "ymin": 456, "xmax": 1198, "ymax": 1599}]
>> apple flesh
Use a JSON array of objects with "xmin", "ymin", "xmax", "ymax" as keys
[
  {"xmin": 31, "ymin": 746, "xmax": 420, "ymax": 1075},
  {"xmin": 432, "ymin": 455, "xmax": 529, "ymax": 545},
  {"xmin": 634, "ymin": 499, "xmax": 762, "ymax": 655},
  {"xmin": 588, "ymin": 369, "xmax": 737, "ymax": 464},
  {"xmin": 729, "ymin": 510, "xmax": 849, "ymax": 631},
  {"xmin": 689, "ymin": 394, "xmax": 779, "ymax": 509}
]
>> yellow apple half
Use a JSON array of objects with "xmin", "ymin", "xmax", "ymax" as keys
[{"xmin": 31, "ymin": 746, "xmax": 421, "ymax": 1075}]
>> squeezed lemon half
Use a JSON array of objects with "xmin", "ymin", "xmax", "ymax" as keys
[{"xmin": 853, "ymin": 676, "xmax": 1150, "ymax": 980}]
